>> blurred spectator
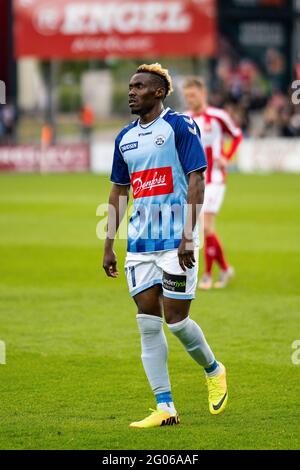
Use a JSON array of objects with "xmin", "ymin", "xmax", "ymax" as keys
[
  {"xmin": 285, "ymin": 105, "xmax": 300, "ymax": 137},
  {"xmin": 208, "ymin": 38, "xmax": 300, "ymax": 138},
  {"xmin": 0, "ymin": 103, "xmax": 16, "ymax": 144},
  {"xmin": 223, "ymin": 100, "xmax": 250, "ymax": 136},
  {"xmin": 80, "ymin": 105, "xmax": 95, "ymax": 143},
  {"xmin": 41, "ymin": 123, "xmax": 54, "ymax": 148},
  {"xmin": 257, "ymin": 92, "xmax": 300, "ymax": 137},
  {"xmin": 258, "ymin": 91, "xmax": 287, "ymax": 137}
]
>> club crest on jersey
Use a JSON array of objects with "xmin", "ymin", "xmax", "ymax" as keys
[
  {"xmin": 121, "ymin": 141, "xmax": 138, "ymax": 153},
  {"xmin": 131, "ymin": 166, "xmax": 174, "ymax": 199},
  {"xmin": 154, "ymin": 135, "xmax": 166, "ymax": 147}
]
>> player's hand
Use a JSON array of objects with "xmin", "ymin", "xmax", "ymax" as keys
[
  {"xmin": 103, "ymin": 249, "xmax": 119, "ymax": 278},
  {"xmin": 178, "ymin": 238, "xmax": 195, "ymax": 272}
]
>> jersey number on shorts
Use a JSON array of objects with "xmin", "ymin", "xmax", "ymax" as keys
[{"xmin": 126, "ymin": 266, "xmax": 136, "ymax": 288}]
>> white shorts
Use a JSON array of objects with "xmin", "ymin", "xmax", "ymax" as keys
[
  {"xmin": 203, "ymin": 184, "xmax": 226, "ymax": 214},
  {"xmin": 125, "ymin": 248, "xmax": 199, "ymax": 300}
]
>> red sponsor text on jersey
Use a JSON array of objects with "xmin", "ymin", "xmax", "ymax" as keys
[{"xmin": 131, "ymin": 166, "xmax": 174, "ymax": 199}]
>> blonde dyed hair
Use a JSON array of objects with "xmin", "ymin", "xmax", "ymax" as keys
[{"xmin": 136, "ymin": 63, "xmax": 174, "ymax": 97}]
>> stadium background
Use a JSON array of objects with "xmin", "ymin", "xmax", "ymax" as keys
[{"xmin": 0, "ymin": 0, "xmax": 299, "ymax": 450}]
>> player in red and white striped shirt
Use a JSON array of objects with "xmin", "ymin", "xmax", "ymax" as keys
[{"xmin": 183, "ymin": 77, "xmax": 243, "ymax": 289}]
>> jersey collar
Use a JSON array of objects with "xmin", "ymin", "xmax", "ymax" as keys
[{"xmin": 138, "ymin": 107, "xmax": 170, "ymax": 129}]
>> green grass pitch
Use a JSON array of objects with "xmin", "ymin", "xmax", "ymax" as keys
[{"xmin": 0, "ymin": 172, "xmax": 299, "ymax": 450}]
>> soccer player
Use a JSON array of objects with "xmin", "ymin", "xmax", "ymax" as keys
[
  {"xmin": 183, "ymin": 78, "xmax": 243, "ymax": 290},
  {"xmin": 103, "ymin": 64, "xmax": 228, "ymax": 429}
]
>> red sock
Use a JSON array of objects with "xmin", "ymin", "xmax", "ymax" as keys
[
  {"xmin": 214, "ymin": 234, "xmax": 229, "ymax": 271},
  {"xmin": 204, "ymin": 234, "xmax": 217, "ymax": 275}
]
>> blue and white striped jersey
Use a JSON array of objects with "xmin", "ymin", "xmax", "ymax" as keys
[{"xmin": 110, "ymin": 107, "xmax": 207, "ymax": 253}]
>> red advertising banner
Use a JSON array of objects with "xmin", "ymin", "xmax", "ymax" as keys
[
  {"xmin": 0, "ymin": 145, "xmax": 90, "ymax": 173},
  {"xmin": 14, "ymin": 0, "xmax": 217, "ymax": 59}
]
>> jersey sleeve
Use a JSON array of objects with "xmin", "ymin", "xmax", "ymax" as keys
[
  {"xmin": 110, "ymin": 136, "xmax": 131, "ymax": 185},
  {"xmin": 218, "ymin": 110, "xmax": 242, "ymax": 138},
  {"xmin": 175, "ymin": 116, "xmax": 207, "ymax": 175},
  {"xmin": 217, "ymin": 111, "xmax": 243, "ymax": 160}
]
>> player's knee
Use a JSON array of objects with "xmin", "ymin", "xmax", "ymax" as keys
[
  {"xmin": 167, "ymin": 316, "xmax": 190, "ymax": 336},
  {"xmin": 137, "ymin": 314, "xmax": 163, "ymax": 335},
  {"xmin": 165, "ymin": 312, "xmax": 189, "ymax": 326},
  {"xmin": 164, "ymin": 297, "xmax": 191, "ymax": 325}
]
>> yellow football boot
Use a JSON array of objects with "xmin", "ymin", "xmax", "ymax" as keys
[
  {"xmin": 206, "ymin": 362, "xmax": 228, "ymax": 415},
  {"xmin": 129, "ymin": 408, "xmax": 180, "ymax": 429}
]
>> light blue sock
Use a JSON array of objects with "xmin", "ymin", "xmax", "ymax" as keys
[
  {"xmin": 137, "ymin": 314, "xmax": 171, "ymax": 395},
  {"xmin": 168, "ymin": 316, "xmax": 220, "ymax": 375}
]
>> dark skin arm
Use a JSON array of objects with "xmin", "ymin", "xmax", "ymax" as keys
[
  {"xmin": 178, "ymin": 170, "xmax": 205, "ymax": 272},
  {"xmin": 103, "ymin": 183, "xmax": 130, "ymax": 278}
]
